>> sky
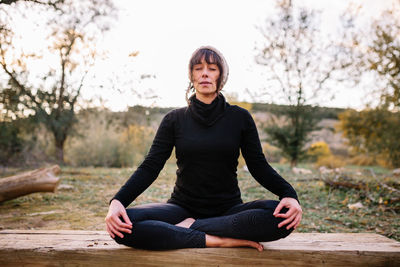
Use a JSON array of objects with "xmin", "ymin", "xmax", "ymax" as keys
[{"xmin": 4, "ymin": 0, "xmax": 397, "ymax": 111}]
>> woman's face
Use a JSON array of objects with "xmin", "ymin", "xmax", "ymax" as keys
[{"xmin": 192, "ymin": 57, "xmax": 220, "ymax": 97}]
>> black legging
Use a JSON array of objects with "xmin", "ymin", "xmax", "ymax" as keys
[{"xmin": 114, "ymin": 200, "xmax": 293, "ymax": 250}]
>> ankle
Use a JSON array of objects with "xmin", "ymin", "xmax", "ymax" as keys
[
  {"xmin": 175, "ymin": 218, "xmax": 195, "ymax": 228},
  {"xmin": 205, "ymin": 234, "xmax": 223, "ymax": 247}
]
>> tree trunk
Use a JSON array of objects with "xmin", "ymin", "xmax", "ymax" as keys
[
  {"xmin": 0, "ymin": 165, "xmax": 61, "ymax": 202},
  {"xmin": 55, "ymin": 138, "xmax": 65, "ymax": 164},
  {"xmin": 290, "ymin": 159, "xmax": 297, "ymax": 168}
]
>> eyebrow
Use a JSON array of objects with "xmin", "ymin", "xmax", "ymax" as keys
[{"xmin": 193, "ymin": 61, "xmax": 218, "ymax": 65}]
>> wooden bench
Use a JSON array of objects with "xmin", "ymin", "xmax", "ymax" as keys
[{"xmin": 0, "ymin": 230, "xmax": 399, "ymax": 266}]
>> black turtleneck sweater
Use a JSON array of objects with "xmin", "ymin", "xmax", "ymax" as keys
[{"xmin": 112, "ymin": 94, "xmax": 298, "ymax": 217}]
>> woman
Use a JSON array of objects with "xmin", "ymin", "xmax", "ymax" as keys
[{"xmin": 105, "ymin": 46, "xmax": 302, "ymax": 251}]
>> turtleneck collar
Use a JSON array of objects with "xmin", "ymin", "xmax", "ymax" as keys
[{"xmin": 188, "ymin": 94, "xmax": 227, "ymax": 127}]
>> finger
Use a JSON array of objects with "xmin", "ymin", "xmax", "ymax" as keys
[
  {"xmin": 108, "ymin": 222, "xmax": 124, "ymax": 238},
  {"xmin": 274, "ymin": 212, "xmax": 289, "ymax": 218},
  {"xmin": 278, "ymin": 213, "xmax": 296, "ymax": 228},
  {"xmin": 121, "ymin": 210, "xmax": 133, "ymax": 226},
  {"xmin": 111, "ymin": 217, "xmax": 132, "ymax": 233},
  {"xmin": 290, "ymin": 214, "xmax": 302, "ymax": 230},
  {"xmin": 110, "ymin": 220, "xmax": 132, "ymax": 235},
  {"xmin": 106, "ymin": 224, "xmax": 115, "ymax": 239},
  {"xmin": 275, "ymin": 205, "xmax": 297, "ymax": 218},
  {"xmin": 109, "ymin": 220, "xmax": 128, "ymax": 238},
  {"xmin": 110, "ymin": 223, "xmax": 124, "ymax": 238},
  {"xmin": 275, "ymin": 204, "xmax": 301, "ymax": 218},
  {"xmin": 286, "ymin": 216, "xmax": 300, "ymax": 230},
  {"xmin": 288, "ymin": 212, "xmax": 302, "ymax": 229},
  {"xmin": 116, "ymin": 225, "xmax": 132, "ymax": 234},
  {"xmin": 294, "ymin": 214, "xmax": 302, "ymax": 229},
  {"xmin": 273, "ymin": 202, "xmax": 284, "ymax": 216},
  {"xmin": 111, "ymin": 215, "xmax": 133, "ymax": 230}
]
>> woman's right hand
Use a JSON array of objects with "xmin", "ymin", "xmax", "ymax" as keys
[{"xmin": 105, "ymin": 199, "xmax": 133, "ymax": 239}]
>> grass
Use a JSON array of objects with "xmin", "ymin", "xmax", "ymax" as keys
[{"xmin": 0, "ymin": 163, "xmax": 399, "ymax": 241}]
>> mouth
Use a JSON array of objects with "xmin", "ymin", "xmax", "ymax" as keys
[{"xmin": 200, "ymin": 82, "xmax": 211, "ymax": 85}]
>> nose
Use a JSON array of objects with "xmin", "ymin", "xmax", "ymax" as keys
[{"xmin": 201, "ymin": 69, "xmax": 209, "ymax": 77}]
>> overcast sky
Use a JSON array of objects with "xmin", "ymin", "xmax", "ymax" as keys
[{"xmin": 6, "ymin": 0, "xmax": 397, "ymax": 111}]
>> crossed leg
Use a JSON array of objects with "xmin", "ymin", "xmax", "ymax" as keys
[
  {"xmin": 113, "ymin": 200, "xmax": 292, "ymax": 250},
  {"xmin": 113, "ymin": 203, "xmax": 205, "ymax": 249},
  {"xmin": 189, "ymin": 200, "xmax": 293, "ymax": 241}
]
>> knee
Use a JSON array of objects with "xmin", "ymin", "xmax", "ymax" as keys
[
  {"xmin": 256, "ymin": 209, "xmax": 294, "ymax": 241},
  {"xmin": 113, "ymin": 232, "xmax": 136, "ymax": 247},
  {"xmin": 270, "ymin": 214, "xmax": 295, "ymax": 240},
  {"xmin": 256, "ymin": 200, "xmax": 286, "ymax": 213},
  {"xmin": 113, "ymin": 234, "xmax": 126, "ymax": 245},
  {"xmin": 276, "ymin": 221, "xmax": 294, "ymax": 239}
]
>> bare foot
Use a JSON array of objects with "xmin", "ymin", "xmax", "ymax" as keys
[
  {"xmin": 206, "ymin": 234, "xmax": 263, "ymax": 252},
  {"xmin": 175, "ymin": 218, "xmax": 195, "ymax": 228}
]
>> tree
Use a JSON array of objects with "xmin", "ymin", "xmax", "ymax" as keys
[
  {"xmin": 366, "ymin": 11, "xmax": 400, "ymax": 110},
  {"xmin": 263, "ymin": 105, "xmax": 320, "ymax": 167},
  {"xmin": 0, "ymin": 120, "xmax": 23, "ymax": 164},
  {"xmin": 339, "ymin": 2, "xmax": 400, "ymax": 111},
  {"xmin": 338, "ymin": 108, "xmax": 400, "ymax": 168},
  {"xmin": 337, "ymin": 3, "xmax": 400, "ymax": 167},
  {"xmin": 255, "ymin": 0, "xmax": 344, "ymax": 167},
  {"xmin": 0, "ymin": 0, "xmax": 115, "ymax": 163},
  {"xmin": 0, "ymin": 0, "xmax": 64, "ymax": 9}
]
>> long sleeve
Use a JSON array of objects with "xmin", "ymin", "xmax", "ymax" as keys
[
  {"xmin": 111, "ymin": 111, "xmax": 175, "ymax": 207},
  {"xmin": 240, "ymin": 110, "xmax": 299, "ymax": 202}
]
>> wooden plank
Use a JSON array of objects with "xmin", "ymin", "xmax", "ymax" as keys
[
  {"xmin": 0, "ymin": 231, "xmax": 399, "ymax": 266},
  {"xmin": 263, "ymin": 232, "xmax": 400, "ymax": 252}
]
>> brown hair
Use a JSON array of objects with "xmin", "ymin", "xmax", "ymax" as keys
[{"xmin": 185, "ymin": 48, "xmax": 224, "ymax": 102}]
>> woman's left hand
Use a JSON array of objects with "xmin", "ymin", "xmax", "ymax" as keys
[{"xmin": 273, "ymin": 197, "xmax": 302, "ymax": 230}]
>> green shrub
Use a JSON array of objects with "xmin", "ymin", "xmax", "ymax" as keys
[{"xmin": 0, "ymin": 121, "xmax": 22, "ymax": 165}]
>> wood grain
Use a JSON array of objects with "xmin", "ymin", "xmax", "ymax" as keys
[{"xmin": 0, "ymin": 230, "xmax": 399, "ymax": 266}]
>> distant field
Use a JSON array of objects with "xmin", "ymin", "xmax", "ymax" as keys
[{"xmin": 0, "ymin": 163, "xmax": 399, "ymax": 241}]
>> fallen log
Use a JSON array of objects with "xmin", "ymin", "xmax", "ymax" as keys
[
  {"xmin": 0, "ymin": 165, "xmax": 61, "ymax": 202},
  {"xmin": 322, "ymin": 174, "xmax": 400, "ymax": 205},
  {"xmin": 322, "ymin": 175, "xmax": 367, "ymax": 190},
  {"xmin": 380, "ymin": 182, "xmax": 400, "ymax": 194}
]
